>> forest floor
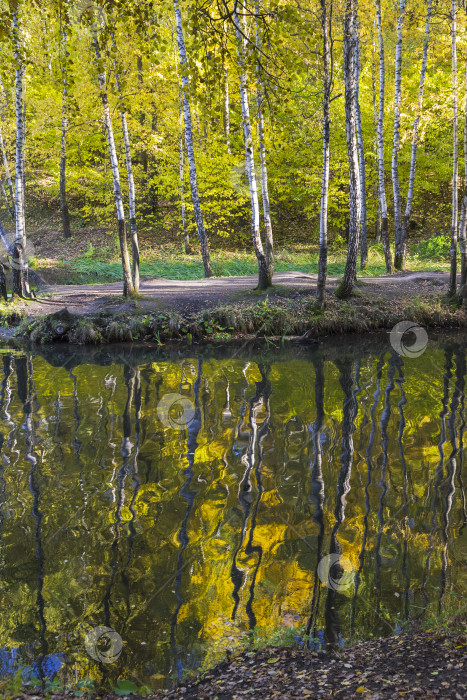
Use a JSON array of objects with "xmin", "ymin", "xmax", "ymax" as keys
[
  {"xmin": 0, "ymin": 268, "xmax": 466, "ymax": 344},
  {"xmin": 10, "ymin": 630, "xmax": 467, "ymax": 699}
]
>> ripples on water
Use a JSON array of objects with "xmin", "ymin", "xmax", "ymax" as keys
[{"xmin": 0, "ymin": 335, "xmax": 466, "ymax": 690}]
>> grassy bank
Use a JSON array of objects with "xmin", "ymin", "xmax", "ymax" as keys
[{"xmin": 4, "ymin": 283, "xmax": 465, "ymax": 345}]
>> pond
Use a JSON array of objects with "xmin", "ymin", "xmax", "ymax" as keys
[{"xmin": 0, "ymin": 333, "xmax": 466, "ymax": 692}]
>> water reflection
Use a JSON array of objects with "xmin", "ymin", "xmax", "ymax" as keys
[{"xmin": 0, "ymin": 336, "xmax": 466, "ymax": 690}]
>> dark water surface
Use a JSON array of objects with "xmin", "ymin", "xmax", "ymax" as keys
[{"xmin": 0, "ymin": 334, "xmax": 466, "ymax": 691}]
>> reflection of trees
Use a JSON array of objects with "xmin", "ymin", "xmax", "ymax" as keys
[{"xmin": 324, "ymin": 357, "xmax": 359, "ymax": 650}]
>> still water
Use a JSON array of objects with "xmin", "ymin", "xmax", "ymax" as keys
[{"xmin": 0, "ymin": 334, "xmax": 466, "ymax": 691}]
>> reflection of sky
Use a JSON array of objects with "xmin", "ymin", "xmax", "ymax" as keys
[{"xmin": 0, "ymin": 647, "xmax": 63, "ymax": 683}]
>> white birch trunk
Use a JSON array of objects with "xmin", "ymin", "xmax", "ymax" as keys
[
  {"xmin": 371, "ymin": 20, "xmax": 381, "ymax": 243},
  {"xmin": 340, "ymin": 0, "xmax": 361, "ymax": 299},
  {"xmin": 60, "ymin": 28, "xmax": 71, "ymax": 239},
  {"xmin": 376, "ymin": 0, "xmax": 391, "ymax": 272},
  {"xmin": 317, "ymin": 0, "xmax": 332, "ymax": 307},
  {"xmin": 12, "ymin": 8, "xmax": 28, "ymax": 297},
  {"xmin": 93, "ymin": 38, "xmax": 133, "ymax": 297},
  {"xmin": 255, "ymin": 1, "xmax": 274, "ymax": 282},
  {"xmin": 400, "ymin": 0, "xmax": 433, "ymax": 265},
  {"xmin": 173, "ymin": 0, "xmax": 212, "ymax": 277},
  {"xmin": 223, "ymin": 24, "xmax": 231, "ymax": 154},
  {"xmin": 449, "ymin": 0, "xmax": 458, "ymax": 297},
  {"xmin": 179, "ymin": 89, "xmax": 191, "ymax": 254},
  {"xmin": 112, "ymin": 34, "xmax": 140, "ymax": 293},
  {"xmin": 234, "ymin": 6, "xmax": 270, "ymax": 290},
  {"xmin": 392, "ymin": 0, "xmax": 407, "ymax": 270},
  {"xmin": 459, "ymin": 46, "xmax": 467, "ymax": 292},
  {"xmin": 355, "ymin": 3, "xmax": 367, "ymax": 269}
]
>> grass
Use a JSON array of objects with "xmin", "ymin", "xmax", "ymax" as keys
[{"xmin": 51, "ymin": 237, "xmax": 453, "ymax": 286}]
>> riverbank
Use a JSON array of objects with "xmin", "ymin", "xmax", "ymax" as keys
[{"xmin": 0, "ymin": 270, "xmax": 465, "ymax": 345}]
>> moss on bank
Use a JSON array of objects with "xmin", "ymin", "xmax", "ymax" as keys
[{"xmin": 3, "ymin": 289, "xmax": 466, "ymax": 345}]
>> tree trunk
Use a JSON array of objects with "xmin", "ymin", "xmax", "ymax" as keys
[
  {"xmin": 93, "ymin": 38, "xmax": 133, "ymax": 297},
  {"xmin": 459, "ymin": 49, "xmax": 467, "ymax": 294},
  {"xmin": 400, "ymin": 0, "xmax": 433, "ymax": 266},
  {"xmin": 376, "ymin": 0, "xmax": 391, "ymax": 272},
  {"xmin": 60, "ymin": 28, "xmax": 71, "ymax": 239},
  {"xmin": 392, "ymin": 0, "xmax": 407, "ymax": 271},
  {"xmin": 371, "ymin": 21, "xmax": 381, "ymax": 244},
  {"xmin": 173, "ymin": 0, "xmax": 212, "ymax": 278},
  {"xmin": 12, "ymin": 8, "xmax": 28, "ymax": 298},
  {"xmin": 255, "ymin": 2, "xmax": 274, "ymax": 284},
  {"xmin": 234, "ymin": 6, "xmax": 270, "ymax": 290},
  {"xmin": 317, "ymin": 0, "xmax": 332, "ymax": 307},
  {"xmin": 355, "ymin": 4, "xmax": 367, "ymax": 269},
  {"xmin": 339, "ymin": 0, "xmax": 361, "ymax": 299},
  {"xmin": 449, "ymin": 0, "xmax": 458, "ymax": 298},
  {"xmin": 223, "ymin": 24, "xmax": 231, "ymax": 154},
  {"xmin": 113, "ymin": 34, "xmax": 140, "ymax": 293},
  {"xmin": 179, "ymin": 88, "xmax": 191, "ymax": 254}
]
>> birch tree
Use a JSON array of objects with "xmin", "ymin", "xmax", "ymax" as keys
[
  {"xmin": 112, "ymin": 32, "xmax": 140, "ymax": 294},
  {"xmin": 255, "ymin": 1, "xmax": 273, "ymax": 285},
  {"xmin": 11, "ymin": 3, "xmax": 29, "ymax": 298},
  {"xmin": 354, "ymin": 2, "xmax": 367, "ymax": 269},
  {"xmin": 179, "ymin": 88, "xmax": 191, "ymax": 254},
  {"xmin": 233, "ymin": 4, "xmax": 271, "ymax": 290},
  {"xmin": 0, "ymin": 77, "xmax": 15, "ymax": 218},
  {"xmin": 93, "ymin": 37, "xmax": 133, "ymax": 297},
  {"xmin": 400, "ymin": 0, "xmax": 433, "ymax": 264},
  {"xmin": 173, "ymin": 0, "xmax": 212, "ymax": 278},
  {"xmin": 458, "ymin": 49, "xmax": 467, "ymax": 297},
  {"xmin": 59, "ymin": 23, "xmax": 71, "ymax": 239},
  {"xmin": 317, "ymin": 0, "xmax": 332, "ymax": 307},
  {"xmin": 338, "ymin": 0, "xmax": 361, "ymax": 299},
  {"xmin": 376, "ymin": 0, "xmax": 391, "ymax": 272},
  {"xmin": 392, "ymin": 0, "xmax": 407, "ymax": 271},
  {"xmin": 223, "ymin": 22, "xmax": 231, "ymax": 154},
  {"xmin": 449, "ymin": 0, "xmax": 458, "ymax": 298}
]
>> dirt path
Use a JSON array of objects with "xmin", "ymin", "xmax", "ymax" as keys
[{"xmin": 21, "ymin": 270, "xmax": 451, "ymax": 317}]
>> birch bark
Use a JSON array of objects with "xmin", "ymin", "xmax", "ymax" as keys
[
  {"xmin": 339, "ymin": 0, "xmax": 361, "ymax": 299},
  {"xmin": 400, "ymin": 0, "xmax": 433, "ymax": 267},
  {"xmin": 234, "ymin": 6, "xmax": 270, "ymax": 290},
  {"xmin": 12, "ymin": 7, "xmax": 29, "ymax": 298},
  {"xmin": 179, "ymin": 89, "xmax": 191, "ymax": 254},
  {"xmin": 112, "ymin": 33, "xmax": 140, "ymax": 293},
  {"xmin": 60, "ymin": 27, "xmax": 71, "ymax": 239},
  {"xmin": 449, "ymin": 0, "xmax": 458, "ymax": 297},
  {"xmin": 255, "ymin": 1, "xmax": 274, "ymax": 283},
  {"xmin": 376, "ymin": 0, "xmax": 391, "ymax": 272},
  {"xmin": 93, "ymin": 37, "xmax": 133, "ymax": 297},
  {"xmin": 173, "ymin": 0, "xmax": 212, "ymax": 277},
  {"xmin": 355, "ymin": 3, "xmax": 367, "ymax": 269},
  {"xmin": 459, "ymin": 48, "xmax": 467, "ymax": 292},
  {"xmin": 317, "ymin": 0, "xmax": 332, "ymax": 307},
  {"xmin": 392, "ymin": 0, "xmax": 407, "ymax": 270}
]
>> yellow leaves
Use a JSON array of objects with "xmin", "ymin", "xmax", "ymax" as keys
[{"xmin": 267, "ymin": 656, "xmax": 280, "ymax": 664}]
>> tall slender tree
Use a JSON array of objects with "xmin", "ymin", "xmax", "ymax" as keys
[
  {"xmin": 400, "ymin": 0, "xmax": 433, "ymax": 259},
  {"xmin": 93, "ymin": 37, "xmax": 133, "ymax": 297},
  {"xmin": 375, "ymin": 0, "xmax": 391, "ymax": 272},
  {"xmin": 178, "ymin": 87, "xmax": 191, "ymax": 254},
  {"xmin": 393, "ymin": 0, "xmax": 407, "ymax": 271},
  {"xmin": 255, "ymin": 1, "xmax": 274, "ymax": 285},
  {"xmin": 112, "ymin": 32, "xmax": 140, "ymax": 293},
  {"xmin": 339, "ymin": 0, "xmax": 361, "ymax": 299},
  {"xmin": 233, "ymin": 4, "xmax": 271, "ymax": 290},
  {"xmin": 11, "ymin": 3, "xmax": 29, "ymax": 298},
  {"xmin": 449, "ymin": 0, "xmax": 458, "ymax": 298},
  {"xmin": 354, "ymin": 2, "xmax": 367, "ymax": 269},
  {"xmin": 317, "ymin": 0, "xmax": 333, "ymax": 307},
  {"xmin": 173, "ymin": 0, "xmax": 212, "ymax": 278},
  {"xmin": 59, "ymin": 20, "xmax": 71, "ymax": 239}
]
